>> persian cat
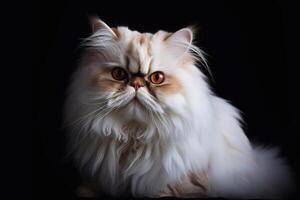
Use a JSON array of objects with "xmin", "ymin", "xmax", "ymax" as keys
[{"xmin": 64, "ymin": 16, "xmax": 293, "ymax": 198}]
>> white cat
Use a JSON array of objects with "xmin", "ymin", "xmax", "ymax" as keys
[{"xmin": 64, "ymin": 16, "xmax": 293, "ymax": 198}]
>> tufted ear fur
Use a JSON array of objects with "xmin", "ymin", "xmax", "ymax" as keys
[
  {"xmin": 165, "ymin": 28, "xmax": 193, "ymax": 56},
  {"xmin": 89, "ymin": 15, "xmax": 117, "ymax": 38}
]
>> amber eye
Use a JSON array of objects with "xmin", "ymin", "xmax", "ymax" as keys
[
  {"xmin": 149, "ymin": 71, "xmax": 165, "ymax": 84},
  {"xmin": 111, "ymin": 67, "xmax": 128, "ymax": 81}
]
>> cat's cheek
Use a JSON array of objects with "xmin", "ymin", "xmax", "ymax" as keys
[
  {"xmin": 154, "ymin": 74, "xmax": 183, "ymax": 95},
  {"xmin": 146, "ymin": 84, "xmax": 158, "ymax": 98},
  {"xmin": 96, "ymin": 80, "xmax": 125, "ymax": 92},
  {"xmin": 158, "ymin": 92, "xmax": 187, "ymax": 115},
  {"xmin": 147, "ymin": 86, "xmax": 182, "ymax": 106}
]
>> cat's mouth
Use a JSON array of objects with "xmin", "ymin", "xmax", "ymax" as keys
[
  {"xmin": 128, "ymin": 92, "xmax": 148, "ymax": 110},
  {"xmin": 131, "ymin": 95, "xmax": 142, "ymax": 105}
]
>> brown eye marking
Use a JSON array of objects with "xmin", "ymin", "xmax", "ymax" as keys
[
  {"xmin": 92, "ymin": 68, "xmax": 125, "ymax": 91},
  {"xmin": 111, "ymin": 67, "xmax": 128, "ymax": 81},
  {"xmin": 149, "ymin": 74, "xmax": 183, "ymax": 95},
  {"xmin": 149, "ymin": 71, "xmax": 165, "ymax": 84}
]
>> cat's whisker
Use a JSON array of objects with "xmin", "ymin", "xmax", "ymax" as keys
[
  {"xmin": 65, "ymin": 106, "xmax": 105, "ymax": 127},
  {"xmin": 91, "ymin": 93, "xmax": 131, "ymax": 123}
]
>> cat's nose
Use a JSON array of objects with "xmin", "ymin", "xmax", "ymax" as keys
[{"xmin": 130, "ymin": 77, "xmax": 145, "ymax": 90}]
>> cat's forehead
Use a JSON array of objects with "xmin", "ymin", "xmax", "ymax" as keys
[{"xmin": 114, "ymin": 27, "xmax": 171, "ymax": 75}]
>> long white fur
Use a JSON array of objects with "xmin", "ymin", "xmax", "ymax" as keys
[{"xmin": 64, "ymin": 20, "xmax": 293, "ymax": 198}]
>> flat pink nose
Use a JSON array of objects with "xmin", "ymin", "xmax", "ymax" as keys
[{"xmin": 130, "ymin": 77, "xmax": 145, "ymax": 90}]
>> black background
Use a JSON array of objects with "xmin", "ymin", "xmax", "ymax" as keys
[{"xmin": 32, "ymin": 0, "xmax": 299, "ymax": 199}]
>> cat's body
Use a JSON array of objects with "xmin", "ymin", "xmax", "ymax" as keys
[{"xmin": 64, "ymin": 17, "xmax": 293, "ymax": 198}]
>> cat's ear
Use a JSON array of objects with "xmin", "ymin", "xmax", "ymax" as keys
[
  {"xmin": 165, "ymin": 28, "xmax": 193, "ymax": 56},
  {"xmin": 89, "ymin": 15, "xmax": 117, "ymax": 38}
]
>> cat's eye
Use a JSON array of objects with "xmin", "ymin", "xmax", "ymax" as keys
[
  {"xmin": 149, "ymin": 71, "xmax": 165, "ymax": 84},
  {"xmin": 111, "ymin": 67, "xmax": 128, "ymax": 81}
]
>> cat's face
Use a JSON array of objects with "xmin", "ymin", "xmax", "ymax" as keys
[{"xmin": 68, "ymin": 17, "xmax": 208, "ymax": 140}]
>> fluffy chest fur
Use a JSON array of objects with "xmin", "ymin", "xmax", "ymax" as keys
[{"xmin": 74, "ymin": 115, "xmax": 211, "ymax": 197}]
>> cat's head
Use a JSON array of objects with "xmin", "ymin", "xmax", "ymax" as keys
[{"xmin": 65, "ymin": 16, "xmax": 211, "ymax": 142}]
